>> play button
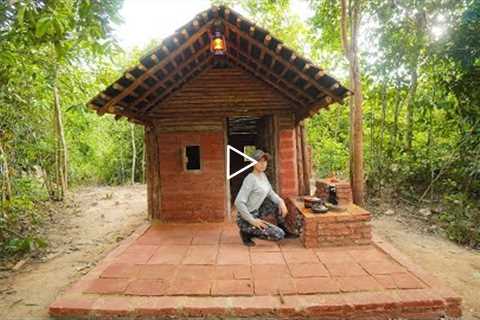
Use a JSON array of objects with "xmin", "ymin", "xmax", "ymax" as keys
[{"xmin": 226, "ymin": 145, "xmax": 258, "ymax": 180}]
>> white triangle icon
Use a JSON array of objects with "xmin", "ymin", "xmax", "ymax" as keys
[{"xmin": 227, "ymin": 145, "xmax": 258, "ymax": 180}]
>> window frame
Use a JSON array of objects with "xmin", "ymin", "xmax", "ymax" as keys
[{"xmin": 182, "ymin": 144, "xmax": 202, "ymax": 173}]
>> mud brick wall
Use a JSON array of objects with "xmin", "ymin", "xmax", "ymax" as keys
[
  {"xmin": 287, "ymin": 196, "xmax": 372, "ymax": 248},
  {"xmin": 158, "ymin": 131, "xmax": 226, "ymax": 222},
  {"xmin": 315, "ymin": 178, "xmax": 353, "ymax": 206}
]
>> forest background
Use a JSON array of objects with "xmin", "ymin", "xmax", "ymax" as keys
[{"xmin": 1, "ymin": 0, "xmax": 479, "ymax": 258}]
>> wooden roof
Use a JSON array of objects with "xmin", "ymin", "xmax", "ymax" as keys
[{"xmin": 88, "ymin": 5, "xmax": 351, "ymax": 125}]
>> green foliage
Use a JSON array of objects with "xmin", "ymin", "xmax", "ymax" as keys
[
  {"xmin": 0, "ymin": 0, "xmax": 133, "ymax": 256},
  {"xmin": 303, "ymin": 0, "xmax": 480, "ymax": 246},
  {"xmin": 0, "ymin": 177, "xmax": 48, "ymax": 256},
  {"xmin": 439, "ymin": 194, "xmax": 480, "ymax": 247}
]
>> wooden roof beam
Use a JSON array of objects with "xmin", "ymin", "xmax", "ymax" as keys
[
  {"xmin": 295, "ymin": 96, "xmax": 333, "ymax": 123},
  {"xmin": 227, "ymin": 41, "xmax": 315, "ymax": 106},
  {"xmin": 225, "ymin": 22, "xmax": 343, "ymax": 103},
  {"xmin": 129, "ymin": 45, "xmax": 210, "ymax": 110},
  {"xmin": 96, "ymin": 21, "xmax": 214, "ymax": 115}
]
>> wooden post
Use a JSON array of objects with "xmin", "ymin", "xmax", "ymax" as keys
[
  {"xmin": 145, "ymin": 125, "xmax": 162, "ymax": 220},
  {"xmin": 300, "ymin": 122, "xmax": 311, "ymax": 196},
  {"xmin": 272, "ymin": 114, "xmax": 280, "ymax": 193},
  {"xmin": 223, "ymin": 118, "xmax": 232, "ymax": 222},
  {"xmin": 295, "ymin": 124, "xmax": 305, "ymax": 195}
]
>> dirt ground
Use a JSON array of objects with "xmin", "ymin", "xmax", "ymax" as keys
[
  {"xmin": 0, "ymin": 184, "xmax": 149, "ymax": 320},
  {"xmin": 0, "ymin": 185, "xmax": 478, "ymax": 319}
]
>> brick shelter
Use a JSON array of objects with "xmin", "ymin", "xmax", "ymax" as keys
[
  {"xmin": 51, "ymin": 5, "xmax": 465, "ymax": 319},
  {"xmin": 87, "ymin": 5, "xmax": 350, "ymax": 223}
]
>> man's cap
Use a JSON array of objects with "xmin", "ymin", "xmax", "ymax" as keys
[{"xmin": 252, "ymin": 149, "xmax": 271, "ymax": 161}]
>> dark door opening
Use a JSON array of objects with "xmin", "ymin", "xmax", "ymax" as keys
[{"xmin": 227, "ymin": 115, "xmax": 278, "ymax": 205}]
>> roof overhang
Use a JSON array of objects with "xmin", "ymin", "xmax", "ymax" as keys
[{"xmin": 88, "ymin": 5, "xmax": 351, "ymax": 125}]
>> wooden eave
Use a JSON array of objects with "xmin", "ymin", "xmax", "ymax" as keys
[{"xmin": 87, "ymin": 5, "xmax": 351, "ymax": 125}]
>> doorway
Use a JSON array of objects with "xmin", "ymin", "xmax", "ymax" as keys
[{"xmin": 226, "ymin": 115, "xmax": 278, "ymax": 207}]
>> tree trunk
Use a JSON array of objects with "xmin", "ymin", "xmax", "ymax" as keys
[
  {"xmin": 392, "ymin": 82, "xmax": 402, "ymax": 151},
  {"xmin": 379, "ymin": 81, "xmax": 388, "ymax": 196},
  {"xmin": 0, "ymin": 140, "xmax": 12, "ymax": 201},
  {"xmin": 130, "ymin": 123, "xmax": 136, "ymax": 185},
  {"xmin": 405, "ymin": 65, "xmax": 418, "ymax": 151},
  {"xmin": 405, "ymin": 10, "xmax": 425, "ymax": 151},
  {"xmin": 53, "ymin": 66, "xmax": 68, "ymax": 199},
  {"xmin": 341, "ymin": 0, "xmax": 364, "ymax": 206}
]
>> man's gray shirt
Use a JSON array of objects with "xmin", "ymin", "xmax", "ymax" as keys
[{"xmin": 234, "ymin": 172, "xmax": 282, "ymax": 224}]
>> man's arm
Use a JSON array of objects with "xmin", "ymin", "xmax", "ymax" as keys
[{"xmin": 234, "ymin": 177, "xmax": 256, "ymax": 224}]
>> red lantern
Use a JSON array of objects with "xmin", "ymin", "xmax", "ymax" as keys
[{"xmin": 210, "ymin": 31, "xmax": 226, "ymax": 55}]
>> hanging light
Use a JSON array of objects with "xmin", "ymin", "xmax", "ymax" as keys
[{"xmin": 210, "ymin": 31, "xmax": 226, "ymax": 55}]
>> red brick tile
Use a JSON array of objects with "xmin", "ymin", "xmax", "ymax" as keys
[
  {"xmin": 359, "ymin": 260, "xmax": 407, "ymax": 275},
  {"xmin": 348, "ymin": 247, "xmax": 388, "ymax": 262},
  {"xmin": 374, "ymin": 274, "xmax": 398, "ymax": 289},
  {"xmin": 394, "ymin": 289, "xmax": 445, "ymax": 308},
  {"xmin": 84, "ymin": 278, "xmax": 130, "ymax": 294},
  {"xmin": 92, "ymin": 297, "xmax": 133, "ymax": 316},
  {"xmin": 136, "ymin": 235, "xmax": 165, "ymax": 245},
  {"xmin": 100, "ymin": 263, "xmax": 139, "ymax": 279},
  {"xmin": 279, "ymin": 239, "xmax": 305, "ymax": 251},
  {"xmin": 114, "ymin": 251, "xmax": 154, "ymax": 264},
  {"xmin": 49, "ymin": 297, "xmax": 96, "ymax": 317},
  {"xmin": 156, "ymin": 235, "xmax": 193, "ymax": 245},
  {"xmin": 123, "ymin": 244, "xmax": 159, "ymax": 256},
  {"xmin": 177, "ymin": 265, "xmax": 215, "ymax": 280},
  {"xmin": 249, "ymin": 239, "xmax": 280, "ymax": 252},
  {"xmin": 252, "ymin": 264, "xmax": 290, "ymax": 280},
  {"xmin": 302, "ymin": 294, "xmax": 347, "ymax": 316},
  {"xmin": 220, "ymin": 232, "xmax": 243, "ymax": 244},
  {"xmin": 324, "ymin": 262, "xmax": 367, "ymax": 277},
  {"xmin": 148, "ymin": 245, "xmax": 189, "ymax": 264},
  {"xmin": 289, "ymin": 263, "xmax": 329, "ymax": 278},
  {"xmin": 295, "ymin": 277, "xmax": 340, "ymax": 294},
  {"xmin": 217, "ymin": 248, "xmax": 250, "ymax": 265},
  {"xmin": 136, "ymin": 264, "xmax": 177, "ymax": 280},
  {"xmin": 134, "ymin": 296, "xmax": 181, "ymax": 317},
  {"xmin": 215, "ymin": 265, "xmax": 251, "ymax": 280},
  {"xmin": 342, "ymin": 291, "xmax": 397, "ymax": 310},
  {"xmin": 315, "ymin": 249, "xmax": 356, "ymax": 263},
  {"xmin": 192, "ymin": 231, "xmax": 221, "ymax": 245},
  {"xmin": 212, "ymin": 280, "xmax": 254, "ymax": 296},
  {"xmin": 182, "ymin": 297, "xmax": 231, "ymax": 317},
  {"xmin": 182, "ymin": 245, "xmax": 218, "ymax": 265},
  {"xmin": 230, "ymin": 296, "xmax": 280, "ymax": 316},
  {"xmin": 167, "ymin": 279, "xmax": 212, "ymax": 296},
  {"xmin": 391, "ymin": 273, "xmax": 425, "ymax": 289},
  {"xmin": 250, "ymin": 252, "xmax": 285, "ymax": 265},
  {"xmin": 283, "ymin": 250, "xmax": 319, "ymax": 264},
  {"xmin": 336, "ymin": 276, "xmax": 382, "ymax": 292},
  {"xmin": 254, "ymin": 278, "xmax": 296, "ymax": 295},
  {"xmin": 125, "ymin": 279, "xmax": 168, "ymax": 296}
]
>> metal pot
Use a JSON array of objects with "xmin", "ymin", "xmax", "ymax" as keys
[{"xmin": 303, "ymin": 196, "xmax": 322, "ymax": 208}]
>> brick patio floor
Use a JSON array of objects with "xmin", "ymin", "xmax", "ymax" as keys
[{"xmin": 49, "ymin": 222, "xmax": 462, "ymax": 319}]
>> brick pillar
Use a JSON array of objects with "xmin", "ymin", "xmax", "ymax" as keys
[{"xmin": 279, "ymin": 128, "xmax": 298, "ymax": 198}]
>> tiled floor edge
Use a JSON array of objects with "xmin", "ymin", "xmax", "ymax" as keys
[
  {"xmin": 48, "ymin": 222, "xmax": 152, "ymax": 316},
  {"xmin": 371, "ymin": 234, "xmax": 463, "ymax": 316},
  {"xmin": 49, "ymin": 292, "xmax": 462, "ymax": 319}
]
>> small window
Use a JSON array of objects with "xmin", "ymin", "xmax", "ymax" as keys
[
  {"xmin": 243, "ymin": 145, "xmax": 256, "ymax": 162},
  {"xmin": 185, "ymin": 145, "xmax": 201, "ymax": 170}
]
